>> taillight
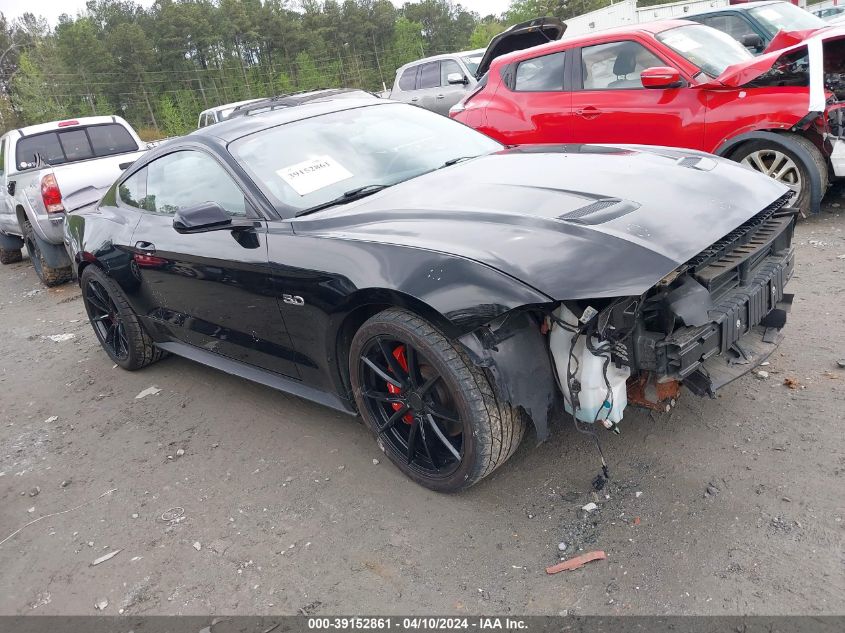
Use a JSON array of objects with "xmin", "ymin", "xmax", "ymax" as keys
[
  {"xmin": 57, "ymin": 120, "xmax": 79, "ymax": 127},
  {"xmin": 41, "ymin": 174, "xmax": 65, "ymax": 213}
]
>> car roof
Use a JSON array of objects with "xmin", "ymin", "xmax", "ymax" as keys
[
  {"xmin": 395, "ymin": 49, "xmax": 485, "ymax": 72},
  {"xmin": 228, "ymin": 89, "xmax": 378, "ymax": 118},
  {"xmin": 488, "ymin": 19, "xmax": 692, "ymax": 69},
  {"xmin": 688, "ymin": 0, "xmax": 780, "ymax": 17},
  {"xmin": 200, "ymin": 98, "xmax": 263, "ymax": 116},
  {"xmin": 193, "ymin": 98, "xmax": 394, "ymax": 143}
]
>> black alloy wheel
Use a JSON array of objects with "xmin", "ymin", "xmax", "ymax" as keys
[
  {"xmin": 358, "ymin": 335, "xmax": 465, "ymax": 478},
  {"xmin": 350, "ymin": 308, "xmax": 524, "ymax": 492},
  {"xmin": 85, "ymin": 277, "xmax": 130, "ymax": 362},
  {"xmin": 80, "ymin": 265, "xmax": 165, "ymax": 370}
]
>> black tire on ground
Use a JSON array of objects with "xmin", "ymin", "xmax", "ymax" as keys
[
  {"xmin": 80, "ymin": 265, "xmax": 165, "ymax": 370},
  {"xmin": 22, "ymin": 222, "xmax": 71, "ymax": 286},
  {"xmin": 0, "ymin": 248, "xmax": 22, "ymax": 264},
  {"xmin": 349, "ymin": 307, "xmax": 525, "ymax": 492},
  {"xmin": 730, "ymin": 133, "xmax": 828, "ymax": 217}
]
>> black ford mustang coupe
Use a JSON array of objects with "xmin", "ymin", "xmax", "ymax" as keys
[{"xmin": 65, "ymin": 97, "xmax": 796, "ymax": 491}]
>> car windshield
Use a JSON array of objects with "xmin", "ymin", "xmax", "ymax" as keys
[
  {"xmin": 657, "ymin": 24, "xmax": 754, "ymax": 78},
  {"xmin": 749, "ymin": 2, "xmax": 826, "ymax": 37},
  {"xmin": 229, "ymin": 102, "xmax": 502, "ymax": 215},
  {"xmin": 462, "ymin": 55, "xmax": 483, "ymax": 75}
]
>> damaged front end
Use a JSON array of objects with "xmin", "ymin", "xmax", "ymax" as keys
[{"xmin": 459, "ymin": 193, "xmax": 796, "ymax": 440}]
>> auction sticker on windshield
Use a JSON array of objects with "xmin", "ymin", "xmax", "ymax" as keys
[{"xmin": 277, "ymin": 155, "xmax": 353, "ymax": 196}]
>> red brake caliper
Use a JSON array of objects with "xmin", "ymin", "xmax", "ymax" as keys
[{"xmin": 387, "ymin": 345, "xmax": 414, "ymax": 424}]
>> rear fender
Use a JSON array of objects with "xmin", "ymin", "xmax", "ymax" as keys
[
  {"xmin": 28, "ymin": 227, "xmax": 72, "ymax": 268},
  {"xmin": 0, "ymin": 232, "xmax": 24, "ymax": 250}
]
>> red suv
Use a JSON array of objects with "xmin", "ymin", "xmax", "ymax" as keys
[{"xmin": 451, "ymin": 20, "xmax": 845, "ymax": 214}]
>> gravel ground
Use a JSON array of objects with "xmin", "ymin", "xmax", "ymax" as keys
[{"xmin": 0, "ymin": 194, "xmax": 843, "ymax": 616}]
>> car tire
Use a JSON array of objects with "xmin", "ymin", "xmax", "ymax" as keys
[
  {"xmin": 731, "ymin": 134, "xmax": 827, "ymax": 217},
  {"xmin": 0, "ymin": 247, "xmax": 22, "ymax": 264},
  {"xmin": 349, "ymin": 308, "xmax": 524, "ymax": 492},
  {"xmin": 23, "ymin": 222, "xmax": 71, "ymax": 286},
  {"xmin": 80, "ymin": 265, "xmax": 165, "ymax": 370}
]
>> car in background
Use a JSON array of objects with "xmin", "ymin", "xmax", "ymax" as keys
[
  {"xmin": 65, "ymin": 96, "xmax": 795, "ymax": 492},
  {"xmin": 813, "ymin": 6, "xmax": 845, "ymax": 22},
  {"xmin": 227, "ymin": 89, "xmax": 379, "ymax": 119},
  {"xmin": 390, "ymin": 17, "xmax": 565, "ymax": 115},
  {"xmin": 687, "ymin": 0, "xmax": 828, "ymax": 53},
  {"xmin": 390, "ymin": 49, "xmax": 485, "ymax": 115},
  {"xmin": 197, "ymin": 98, "xmax": 263, "ymax": 128},
  {"xmin": 451, "ymin": 19, "xmax": 845, "ymax": 215},
  {"xmin": 0, "ymin": 116, "xmax": 146, "ymax": 285}
]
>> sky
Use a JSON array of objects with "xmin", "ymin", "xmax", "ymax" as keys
[{"xmin": 0, "ymin": 0, "xmax": 514, "ymax": 24}]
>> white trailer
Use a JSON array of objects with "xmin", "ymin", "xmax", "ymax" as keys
[{"xmin": 564, "ymin": 0, "xmax": 730, "ymax": 36}]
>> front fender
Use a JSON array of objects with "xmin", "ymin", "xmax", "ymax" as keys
[{"xmin": 714, "ymin": 130, "xmax": 823, "ymax": 214}]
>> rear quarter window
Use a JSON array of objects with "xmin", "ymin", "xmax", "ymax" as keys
[{"xmin": 398, "ymin": 67, "xmax": 417, "ymax": 91}]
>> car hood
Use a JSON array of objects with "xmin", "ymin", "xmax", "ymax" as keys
[{"xmin": 295, "ymin": 145, "xmax": 789, "ymax": 300}]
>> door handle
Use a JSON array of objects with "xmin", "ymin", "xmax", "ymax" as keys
[
  {"xmin": 134, "ymin": 241, "xmax": 156, "ymax": 254},
  {"xmin": 436, "ymin": 94, "xmax": 445, "ymax": 99},
  {"xmin": 575, "ymin": 106, "xmax": 602, "ymax": 120},
  {"xmin": 410, "ymin": 97, "xmax": 419, "ymax": 102}
]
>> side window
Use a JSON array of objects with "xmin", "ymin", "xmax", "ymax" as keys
[
  {"xmin": 118, "ymin": 167, "xmax": 147, "ymax": 209},
  {"xmin": 398, "ymin": 67, "xmax": 417, "ymax": 91},
  {"xmin": 515, "ymin": 51, "xmax": 566, "ymax": 91},
  {"xmin": 418, "ymin": 62, "xmax": 441, "ymax": 89},
  {"xmin": 144, "ymin": 151, "xmax": 246, "ymax": 217},
  {"xmin": 700, "ymin": 15, "xmax": 756, "ymax": 42},
  {"xmin": 441, "ymin": 59, "xmax": 463, "ymax": 86},
  {"xmin": 0, "ymin": 138, "xmax": 5, "ymax": 175},
  {"xmin": 581, "ymin": 41, "xmax": 665, "ymax": 90}
]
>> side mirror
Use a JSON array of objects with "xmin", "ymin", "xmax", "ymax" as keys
[
  {"xmin": 447, "ymin": 72, "xmax": 468, "ymax": 85},
  {"xmin": 640, "ymin": 66, "xmax": 684, "ymax": 89},
  {"xmin": 740, "ymin": 33, "xmax": 764, "ymax": 51},
  {"xmin": 173, "ymin": 202, "xmax": 253, "ymax": 234},
  {"xmin": 118, "ymin": 161, "xmax": 134, "ymax": 171}
]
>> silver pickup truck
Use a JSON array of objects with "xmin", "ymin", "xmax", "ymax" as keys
[{"xmin": 0, "ymin": 116, "xmax": 146, "ymax": 285}]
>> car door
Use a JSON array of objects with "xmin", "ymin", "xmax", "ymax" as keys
[
  {"xmin": 128, "ymin": 148, "xmax": 301, "ymax": 378},
  {"xmin": 483, "ymin": 50, "xmax": 570, "ymax": 145},
  {"xmin": 391, "ymin": 65, "xmax": 420, "ymax": 104},
  {"xmin": 567, "ymin": 38, "xmax": 707, "ymax": 149},
  {"xmin": 415, "ymin": 61, "xmax": 443, "ymax": 111},
  {"xmin": 434, "ymin": 58, "xmax": 471, "ymax": 115}
]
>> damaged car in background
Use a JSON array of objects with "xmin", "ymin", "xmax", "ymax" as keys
[
  {"xmin": 64, "ymin": 98, "xmax": 796, "ymax": 492},
  {"xmin": 451, "ymin": 20, "xmax": 845, "ymax": 217}
]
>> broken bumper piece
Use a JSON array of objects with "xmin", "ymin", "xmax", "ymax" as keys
[{"xmin": 684, "ymin": 324, "xmax": 785, "ymax": 397}]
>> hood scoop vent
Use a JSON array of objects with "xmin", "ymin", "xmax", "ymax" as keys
[
  {"xmin": 676, "ymin": 156, "xmax": 717, "ymax": 171},
  {"xmin": 558, "ymin": 198, "xmax": 640, "ymax": 225}
]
